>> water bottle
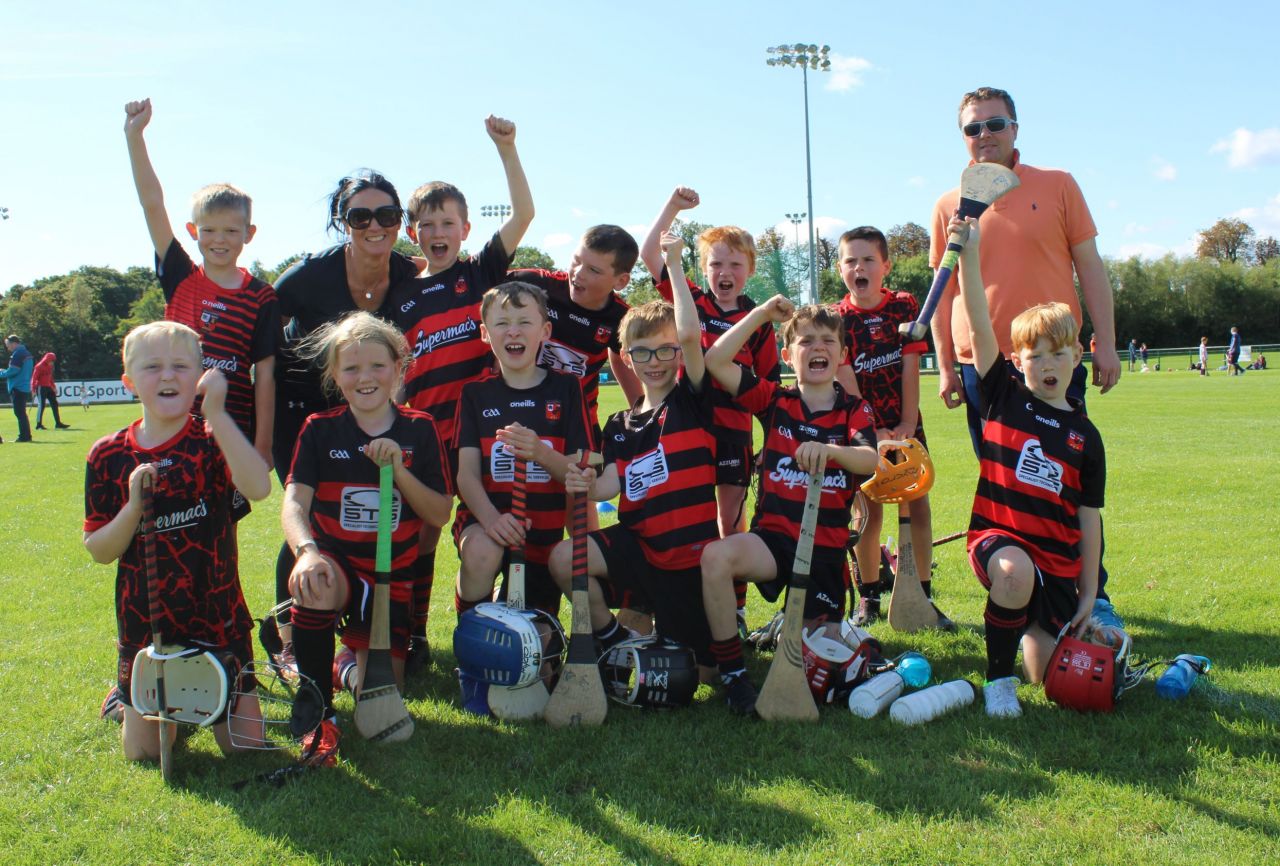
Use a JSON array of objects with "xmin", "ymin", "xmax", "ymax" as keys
[
  {"xmin": 889, "ymin": 680, "xmax": 975, "ymax": 725},
  {"xmin": 1155, "ymin": 654, "xmax": 1211, "ymax": 700},
  {"xmin": 895, "ymin": 652, "xmax": 932, "ymax": 689},
  {"xmin": 848, "ymin": 671, "xmax": 904, "ymax": 718}
]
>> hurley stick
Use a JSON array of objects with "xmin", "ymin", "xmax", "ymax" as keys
[
  {"xmin": 887, "ymin": 503, "xmax": 940, "ymax": 632},
  {"xmin": 139, "ymin": 472, "xmax": 176, "ymax": 780}
]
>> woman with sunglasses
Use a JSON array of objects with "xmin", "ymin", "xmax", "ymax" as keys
[{"xmin": 268, "ymin": 169, "xmax": 425, "ymax": 677}]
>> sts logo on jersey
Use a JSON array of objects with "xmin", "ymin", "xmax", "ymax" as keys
[
  {"xmin": 1014, "ymin": 439, "xmax": 1064, "ymax": 494},
  {"xmin": 624, "ymin": 444, "xmax": 670, "ymax": 502},
  {"xmin": 490, "ymin": 441, "xmax": 552, "ymax": 484},
  {"xmin": 340, "ymin": 487, "xmax": 403, "ymax": 533},
  {"xmin": 537, "ymin": 340, "xmax": 588, "ymax": 378}
]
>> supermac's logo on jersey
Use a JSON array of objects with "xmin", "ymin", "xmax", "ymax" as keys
[
  {"xmin": 340, "ymin": 487, "xmax": 402, "ymax": 533},
  {"xmin": 1067, "ymin": 430, "xmax": 1085, "ymax": 452},
  {"xmin": 545, "ymin": 400, "xmax": 561, "ymax": 422},
  {"xmin": 624, "ymin": 444, "xmax": 670, "ymax": 502},
  {"xmin": 1014, "ymin": 439, "xmax": 1064, "ymax": 494},
  {"xmin": 414, "ymin": 318, "xmax": 479, "ymax": 356}
]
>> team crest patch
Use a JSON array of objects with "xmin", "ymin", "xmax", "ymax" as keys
[
  {"xmin": 454, "ymin": 277, "xmax": 468, "ymax": 296},
  {"xmin": 545, "ymin": 401, "xmax": 561, "ymax": 422},
  {"xmin": 868, "ymin": 324, "xmax": 882, "ymax": 340},
  {"xmin": 1067, "ymin": 430, "xmax": 1085, "ymax": 452},
  {"xmin": 595, "ymin": 326, "xmax": 612, "ymax": 344},
  {"xmin": 401, "ymin": 447, "xmax": 414, "ymax": 468}
]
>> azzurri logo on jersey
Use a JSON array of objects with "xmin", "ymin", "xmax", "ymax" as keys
[{"xmin": 340, "ymin": 487, "xmax": 403, "ymax": 533}]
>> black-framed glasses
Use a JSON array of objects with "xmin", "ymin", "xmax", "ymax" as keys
[
  {"xmin": 962, "ymin": 116, "xmax": 1015, "ymax": 137},
  {"xmin": 343, "ymin": 205, "xmax": 403, "ymax": 230},
  {"xmin": 626, "ymin": 345, "xmax": 679, "ymax": 363}
]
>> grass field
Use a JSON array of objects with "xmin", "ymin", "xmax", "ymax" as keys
[{"xmin": 1, "ymin": 370, "xmax": 1277, "ymax": 866}]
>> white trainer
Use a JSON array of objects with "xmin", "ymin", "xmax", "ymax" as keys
[{"xmin": 984, "ymin": 675, "xmax": 1023, "ymax": 718}]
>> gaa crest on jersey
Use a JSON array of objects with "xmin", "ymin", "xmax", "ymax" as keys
[
  {"xmin": 545, "ymin": 400, "xmax": 561, "ymax": 422},
  {"xmin": 340, "ymin": 487, "xmax": 403, "ymax": 533},
  {"xmin": 1067, "ymin": 430, "xmax": 1084, "ymax": 452},
  {"xmin": 624, "ymin": 444, "xmax": 670, "ymax": 502},
  {"xmin": 1014, "ymin": 439, "xmax": 1064, "ymax": 495}
]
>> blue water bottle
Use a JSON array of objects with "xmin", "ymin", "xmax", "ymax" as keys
[
  {"xmin": 1155, "ymin": 654, "xmax": 1211, "ymax": 700},
  {"xmin": 894, "ymin": 652, "xmax": 932, "ymax": 689}
]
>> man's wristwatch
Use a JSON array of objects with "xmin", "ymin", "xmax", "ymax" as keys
[{"xmin": 295, "ymin": 540, "xmax": 319, "ymax": 558}]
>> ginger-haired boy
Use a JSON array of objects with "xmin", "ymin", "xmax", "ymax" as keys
[
  {"xmin": 954, "ymin": 216, "xmax": 1104, "ymax": 718},
  {"xmin": 85, "ymin": 321, "xmax": 272, "ymax": 762},
  {"xmin": 123, "ymin": 99, "xmax": 277, "ymax": 463},
  {"xmin": 833, "ymin": 226, "xmax": 952, "ymax": 630}
]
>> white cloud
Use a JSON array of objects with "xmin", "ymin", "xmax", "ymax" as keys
[
  {"xmin": 1123, "ymin": 223, "xmax": 1152, "ymax": 237},
  {"xmin": 825, "ymin": 54, "xmax": 872, "ymax": 92},
  {"xmin": 1210, "ymin": 128, "xmax": 1280, "ymax": 169},
  {"xmin": 541, "ymin": 232, "xmax": 574, "ymax": 249},
  {"xmin": 1230, "ymin": 191, "xmax": 1280, "ymax": 236},
  {"xmin": 773, "ymin": 215, "xmax": 848, "ymax": 243},
  {"xmin": 1107, "ymin": 199, "xmax": 1120, "ymax": 210},
  {"xmin": 1114, "ymin": 235, "xmax": 1197, "ymax": 260},
  {"xmin": 624, "ymin": 224, "xmax": 648, "ymax": 238},
  {"xmin": 906, "ymin": 176, "xmax": 926, "ymax": 188},
  {"xmin": 1151, "ymin": 157, "xmax": 1177, "ymax": 181},
  {"xmin": 570, "ymin": 207, "xmax": 590, "ymax": 219}
]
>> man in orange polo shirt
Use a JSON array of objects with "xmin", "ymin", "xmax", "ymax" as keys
[{"xmin": 929, "ymin": 86, "xmax": 1123, "ymax": 627}]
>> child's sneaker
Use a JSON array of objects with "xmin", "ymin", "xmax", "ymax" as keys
[
  {"xmin": 270, "ymin": 641, "xmax": 300, "ymax": 684},
  {"xmin": 931, "ymin": 602, "xmax": 958, "ymax": 633},
  {"xmin": 404, "ymin": 634, "xmax": 431, "ymax": 676},
  {"xmin": 722, "ymin": 672, "xmax": 758, "ymax": 716},
  {"xmin": 333, "ymin": 647, "xmax": 357, "ymax": 694},
  {"xmin": 456, "ymin": 668, "xmax": 492, "ymax": 717},
  {"xmin": 984, "ymin": 676, "xmax": 1022, "ymax": 718},
  {"xmin": 852, "ymin": 596, "xmax": 880, "ymax": 627},
  {"xmin": 100, "ymin": 686, "xmax": 124, "ymax": 724},
  {"xmin": 299, "ymin": 718, "xmax": 341, "ymax": 767},
  {"xmin": 1091, "ymin": 597, "xmax": 1125, "ymax": 632}
]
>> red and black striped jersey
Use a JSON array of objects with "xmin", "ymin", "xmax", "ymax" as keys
[
  {"xmin": 85, "ymin": 416, "xmax": 253, "ymax": 651},
  {"xmin": 453, "ymin": 369, "xmax": 592, "ymax": 565},
  {"xmin": 657, "ymin": 272, "xmax": 781, "ymax": 446},
  {"xmin": 969, "ymin": 361, "xmax": 1106, "ymax": 580},
  {"xmin": 736, "ymin": 371, "xmax": 876, "ymax": 557},
  {"xmin": 390, "ymin": 234, "xmax": 512, "ymax": 447},
  {"xmin": 507, "ymin": 268, "xmax": 628, "ymax": 432},
  {"xmin": 602, "ymin": 374, "xmax": 720, "ymax": 570},
  {"xmin": 157, "ymin": 240, "xmax": 277, "ymax": 436},
  {"xmin": 288, "ymin": 405, "xmax": 450, "ymax": 587},
  {"xmin": 834, "ymin": 290, "xmax": 929, "ymax": 431}
]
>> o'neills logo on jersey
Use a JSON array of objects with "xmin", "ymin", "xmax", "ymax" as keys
[
  {"xmin": 768, "ymin": 456, "xmax": 847, "ymax": 491},
  {"xmin": 1034, "ymin": 414, "xmax": 1061, "ymax": 429},
  {"xmin": 569, "ymin": 312, "xmax": 591, "ymax": 327},
  {"xmin": 414, "ymin": 318, "xmax": 478, "ymax": 356},
  {"xmin": 340, "ymin": 487, "xmax": 402, "ymax": 533},
  {"xmin": 154, "ymin": 499, "xmax": 209, "ymax": 532},
  {"xmin": 852, "ymin": 347, "xmax": 902, "ymax": 374},
  {"xmin": 510, "ymin": 399, "xmax": 536, "ymax": 408},
  {"xmin": 201, "ymin": 299, "xmax": 228, "ymax": 311},
  {"xmin": 203, "ymin": 356, "xmax": 238, "ymax": 372}
]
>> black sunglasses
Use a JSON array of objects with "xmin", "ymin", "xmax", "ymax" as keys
[
  {"xmin": 343, "ymin": 205, "xmax": 403, "ymax": 230},
  {"xmin": 626, "ymin": 345, "xmax": 679, "ymax": 363},
  {"xmin": 962, "ymin": 116, "xmax": 1015, "ymax": 137}
]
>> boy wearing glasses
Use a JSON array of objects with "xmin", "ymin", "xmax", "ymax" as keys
[
  {"xmin": 124, "ymin": 99, "xmax": 278, "ymax": 462},
  {"xmin": 551, "ymin": 237, "xmax": 724, "ymax": 693},
  {"xmin": 390, "ymin": 116, "xmax": 534, "ymax": 667}
]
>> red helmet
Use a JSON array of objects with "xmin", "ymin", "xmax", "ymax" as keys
[
  {"xmin": 1044, "ymin": 622, "xmax": 1133, "ymax": 713},
  {"xmin": 802, "ymin": 621, "xmax": 882, "ymax": 704}
]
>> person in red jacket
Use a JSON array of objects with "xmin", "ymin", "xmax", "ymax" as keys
[{"xmin": 32, "ymin": 352, "xmax": 71, "ymax": 430}]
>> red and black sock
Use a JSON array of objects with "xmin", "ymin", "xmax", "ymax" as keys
[
  {"xmin": 983, "ymin": 598, "xmax": 1028, "ymax": 681},
  {"xmin": 709, "ymin": 636, "xmax": 746, "ymax": 681},
  {"xmin": 291, "ymin": 605, "xmax": 337, "ymax": 715}
]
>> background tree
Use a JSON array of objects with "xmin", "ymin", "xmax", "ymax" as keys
[
  {"xmin": 1255, "ymin": 235, "xmax": 1279, "ymax": 265},
  {"xmin": 510, "ymin": 246, "xmax": 557, "ymax": 270},
  {"xmin": 1196, "ymin": 218, "xmax": 1256, "ymax": 264},
  {"xmin": 887, "ymin": 222, "xmax": 930, "ymax": 260},
  {"xmin": 883, "ymin": 253, "xmax": 932, "ymax": 307}
]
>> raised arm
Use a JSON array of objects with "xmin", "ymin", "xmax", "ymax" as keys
[
  {"xmin": 123, "ymin": 99, "xmax": 176, "ymax": 259},
  {"xmin": 954, "ymin": 216, "xmax": 998, "ymax": 376},
  {"xmin": 664, "ymin": 233, "xmax": 705, "ymax": 387},
  {"xmin": 640, "ymin": 187, "xmax": 700, "ymax": 278},
  {"xmin": 704, "ymin": 295, "xmax": 792, "ymax": 396},
  {"xmin": 199, "ymin": 369, "xmax": 271, "ymax": 501},
  {"xmin": 487, "ymin": 115, "xmax": 535, "ymax": 255}
]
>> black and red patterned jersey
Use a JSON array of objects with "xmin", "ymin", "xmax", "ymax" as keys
[
  {"xmin": 834, "ymin": 290, "xmax": 929, "ymax": 431},
  {"xmin": 735, "ymin": 370, "xmax": 876, "ymax": 557},
  {"xmin": 507, "ymin": 268, "xmax": 628, "ymax": 431},
  {"xmin": 288, "ymin": 405, "xmax": 450, "ymax": 593},
  {"xmin": 453, "ymin": 369, "xmax": 592, "ymax": 565},
  {"xmin": 85, "ymin": 416, "xmax": 253, "ymax": 652},
  {"xmin": 157, "ymin": 240, "xmax": 278, "ymax": 435},
  {"xmin": 390, "ymin": 234, "xmax": 512, "ymax": 448},
  {"xmin": 602, "ymin": 374, "xmax": 720, "ymax": 570},
  {"xmin": 969, "ymin": 360, "xmax": 1106, "ymax": 580},
  {"xmin": 657, "ymin": 272, "xmax": 781, "ymax": 446}
]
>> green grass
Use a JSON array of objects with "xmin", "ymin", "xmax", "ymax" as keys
[{"xmin": 2, "ymin": 369, "xmax": 1277, "ymax": 866}]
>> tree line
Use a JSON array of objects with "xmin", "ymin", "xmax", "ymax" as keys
[{"xmin": 3, "ymin": 220, "xmax": 1277, "ymax": 380}]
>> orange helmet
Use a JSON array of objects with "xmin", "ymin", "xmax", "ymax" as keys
[{"xmin": 860, "ymin": 438, "xmax": 934, "ymax": 504}]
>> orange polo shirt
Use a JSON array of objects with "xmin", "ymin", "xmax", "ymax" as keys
[{"xmin": 930, "ymin": 151, "xmax": 1097, "ymax": 364}]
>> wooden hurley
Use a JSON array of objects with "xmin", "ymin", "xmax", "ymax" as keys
[
  {"xmin": 544, "ymin": 451, "xmax": 607, "ymax": 728},
  {"xmin": 354, "ymin": 463, "xmax": 414, "ymax": 742},
  {"xmin": 756, "ymin": 471, "xmax": 824, "ymax": 722},
  {"xmin": 139, "ymin": 473, "xmax": 176, "ymax": 780},
  {"xmin": 887, "ymin": 504, "xmax": 940, "ymax": 632}
]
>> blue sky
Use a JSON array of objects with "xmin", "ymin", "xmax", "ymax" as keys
[{"xmin": 3, "ymin": 2, "xmax": 1279, "ymax": 291}]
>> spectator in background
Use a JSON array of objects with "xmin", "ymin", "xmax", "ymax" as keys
[
  {"xmin": 1140, "ymin": 342, "xmax": 1149, "ymax": 371},
  {"xmin": 32, "ymin": 352, "xmax": 71, "ymax": 430},
  {"xmin": 2, "ymin": 335, "xmax": 35, "ymax": 442},
  {"xmin": 1227, "ymin": 326, "xmax": 1244, "ymax": 376},
  {"xmin": 1199, "ymin": 337, "xmax": 1209, "ymax": 375},
  {"xmin": 1128, "ymin": 337, "xmax": 1138, "ymax": 372}
]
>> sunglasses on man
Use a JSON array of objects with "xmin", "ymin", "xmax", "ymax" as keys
[
  {"xmin": 343, "ymin": 205, "xmax": 403, "ymax": 230},
  {"xmin": 962, "ymin": 116, "xmax": 1015, "ymax": 137}
]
